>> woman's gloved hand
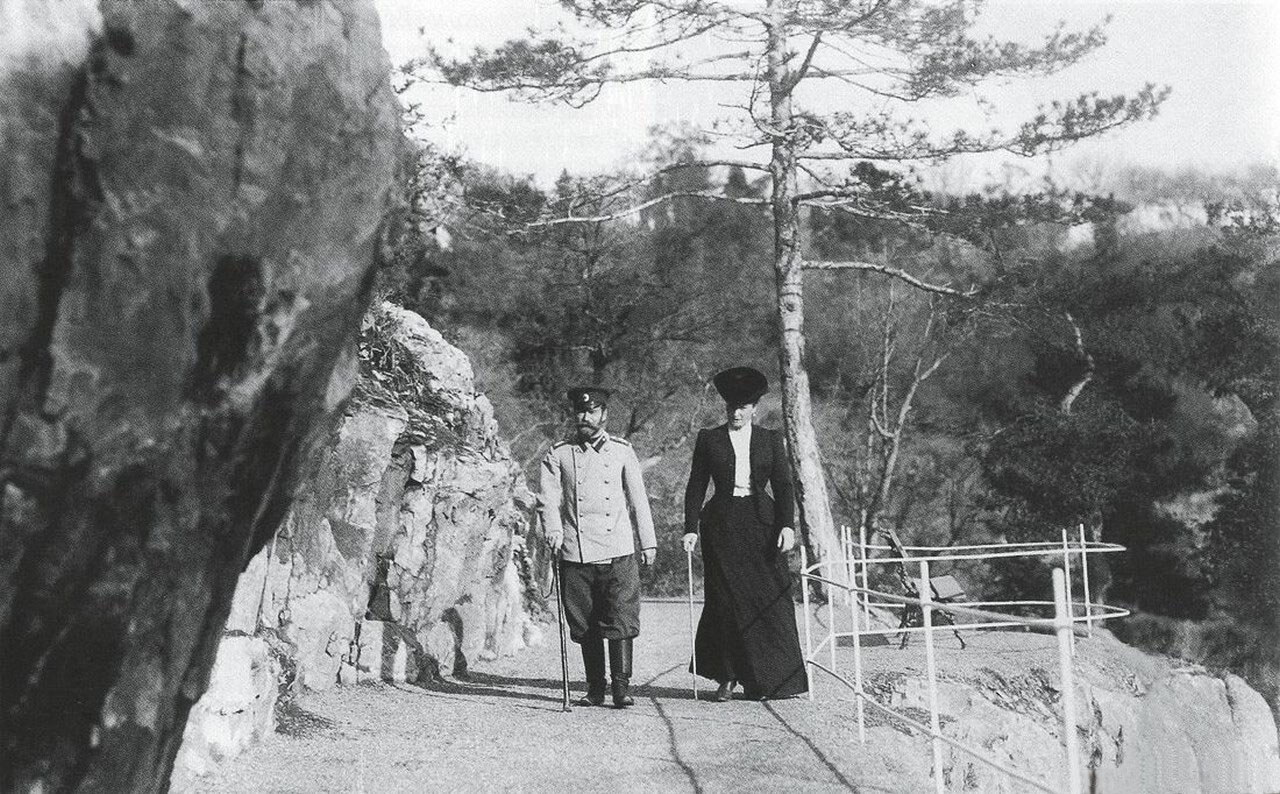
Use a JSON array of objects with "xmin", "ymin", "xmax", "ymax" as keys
[{"xmin": 776, "ymin": 527, "xmax": 796, "ymax": 552}]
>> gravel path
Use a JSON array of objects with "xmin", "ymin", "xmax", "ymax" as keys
[{"xmin": 192, "ymin": 600, "xmax": 1145, "ymax": 793}]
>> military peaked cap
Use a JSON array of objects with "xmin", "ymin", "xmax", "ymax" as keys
[
  {"xmin": 567, "ymin": 386, "xmax": 612, "ymax": 409},
  {"xmin": 713, "ymin": 366, "xmax": 768, "ymax": 405}
]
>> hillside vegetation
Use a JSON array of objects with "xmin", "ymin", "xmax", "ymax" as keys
[{"xmin": 382, "ymin": 148, "xmax": 1279, "ymax": 710}]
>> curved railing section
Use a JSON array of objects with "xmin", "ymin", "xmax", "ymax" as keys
[{"xmin": 798, "ymin": 525, "xmax": 1127, "ymax": 794}]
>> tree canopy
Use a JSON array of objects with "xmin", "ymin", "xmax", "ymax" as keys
[{"xmin": 408, "ymin": 0, "xmax": 1171, "ymax": 579}]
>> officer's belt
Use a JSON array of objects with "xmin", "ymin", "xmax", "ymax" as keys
[{"xmin": 567, "ymin": 554, "xmax": 632, "ymax": 567}]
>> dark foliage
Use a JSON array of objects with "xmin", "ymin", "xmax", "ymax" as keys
[{"xmin": 392, "ymin": 125, "xmax": 1278, "ymax": 703}]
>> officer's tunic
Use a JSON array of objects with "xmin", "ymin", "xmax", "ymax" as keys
[{"xmin": 539, "ymin": 432, "xmax": 656, "ymax": 641}]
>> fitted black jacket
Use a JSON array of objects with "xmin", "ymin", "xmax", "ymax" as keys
[{"xmin": 683, "ymin": 424, "xmax": 795, "ymax": 536}]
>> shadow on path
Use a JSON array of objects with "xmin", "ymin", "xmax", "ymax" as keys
[
  {"xmin": 651, "ymin": 697, "xmax": 703, "ymax": 794},
  {"xmin": 418, "ymin": 676, "xmax": 562, "ymax": 710},
  {"xmin": 459, "ymin": 670, "xmax": 703, "ymax": 702},
  {"xmin": 644, "ymin": 662, "xmax": 703, "ymax": 793},
  {"xmin": 764, "ymin": 702, "xmax": 860, "ymax": 792}
]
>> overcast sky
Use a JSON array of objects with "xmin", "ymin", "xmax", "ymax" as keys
[{"xmin": 376, "ymin": 1, "xmax": 1279, "ymax": 188}]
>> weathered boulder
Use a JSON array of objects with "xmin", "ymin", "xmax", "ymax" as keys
[
  {"xmin": 267, "ymin": 400, "xmax": 411, "ymax": 691},
  {"xmin": 168, "ymin": 636, "xmax": 280, "ymax": 793},
  {"xmin": 240, "ymin": 303, "xmax": 537, "ymax": 688},
  {"xmin": 0, "ymin": 1, "xmax": 400, "ymax": 790},
  {"xmin": 885, "ymin": 632, "xmax": 1280, "ymax": 793},
  {"xmin": 1091, "ymin": 671, "xmax": 1280, "ymax": 793},
  {"xmin": 172, "ymin": 303, "xmax": 539, "ymax": 786}
]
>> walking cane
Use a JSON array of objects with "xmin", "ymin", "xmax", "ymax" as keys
[
  {"xmin": 552, "ymin": 559, "xmax": 572, "ymax": 712},
  {"xmin": 686, "ymin": 546, "xmax": 698, "ymax": 701}
]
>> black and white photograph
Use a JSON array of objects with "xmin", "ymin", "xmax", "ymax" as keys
[{"xmin": 1, "ymin": 0, "xmax": 1277, "ymax": 791}]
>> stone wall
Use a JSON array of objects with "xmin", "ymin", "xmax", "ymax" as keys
[
  {"xmin": 172, "ymin": 304, "xmax": 540, "ymax": 788},
  {"xmin": 0, "ymin": 2, "xmax": 400, "ymax": 790}
]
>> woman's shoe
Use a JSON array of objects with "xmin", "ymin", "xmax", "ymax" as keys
[{"xmin": 713, "ymin": 680, "xmax": 734, "ymax": 702}]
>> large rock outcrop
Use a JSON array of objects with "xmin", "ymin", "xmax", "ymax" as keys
[
  {"xmin": 171, "ymin": 304, "xmax": 540, "ymax": 789},
  {"xmin": 0, "ymin": 1, "xmax": 401, "ymax": 790},
  {"xmin": 882, "ymin": 631, "xmax": 1280, "ymax": 793}
]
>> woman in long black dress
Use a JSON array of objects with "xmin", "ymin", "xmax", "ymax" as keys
[{"xmin": 681, "ymin": 366, "xmax": 808, "ymax": 701}]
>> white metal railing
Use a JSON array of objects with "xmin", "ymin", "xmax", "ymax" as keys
[
  {"xmin": 799, "ymin": 525, "xmax": 1129, "ymax": 794},
  {"xmin": 837, "ymin": 523, "xmax": 1127, "ymax": 643}
]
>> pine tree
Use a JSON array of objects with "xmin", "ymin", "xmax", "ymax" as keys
[{"xmin": 411, "ymin": 0, "xmax": 1168, "ymax": 575}]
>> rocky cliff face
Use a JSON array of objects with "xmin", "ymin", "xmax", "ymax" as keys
[
  {"xmin": 0, "ymin": 1, "xmax": 400, "ymax": 790},
  {"xmin": 171, "ymin": 304, "xmax": 540, "ymax": 788}
]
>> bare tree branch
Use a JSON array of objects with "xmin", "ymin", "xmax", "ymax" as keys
[
  {"xmin": 803, "ymin": 260, "xmax": 978, "ymax": 297},
  {"xmin": 523, "ymin": 190, "xmax": 767, "ymax": 228},
  {"xmin": 782, "ymin": 31, "xmax": 823, "ymax": 94},
  {"xmin": 795, "ymin": 85, "xmax": 1169, "ymax": 162},
  {"xmin": 791, "ymin": 187, "xmax": 932, "ymax": 209},
  {"xmin": 574, "ymin": 19, "xmax": 727, "ymax": 66},
  {"xmin": 655, "ymin": 158, "xmax": 770, "ymax": 173},
  {"xmin": 559, "ymin": 158, "xmax": 769, "ymax": 208}
]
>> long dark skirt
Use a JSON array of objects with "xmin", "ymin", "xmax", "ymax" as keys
[{"xmin": 692, "ymin": 496, "xmax": 808, "ymax": 699}]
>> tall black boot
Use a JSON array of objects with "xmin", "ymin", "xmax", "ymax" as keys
[
  {"xmin": 578, "ymin": 637, "xmax": 606, "ymax": 706},
  {"xmin": 608, "ymin": 638, "xmax": 634, "ymax": 708}
]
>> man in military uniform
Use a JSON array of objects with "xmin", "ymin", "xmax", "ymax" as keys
[{"xmin": 539, "ymin": 386, "xmax": 657, "ymax": 708}]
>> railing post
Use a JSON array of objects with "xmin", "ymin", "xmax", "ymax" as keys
[
  {"xmin": 1060, "ymin": 528, "xmax": 1075, "ymax": 654},
  {"xmin": 1078, "ymin": 523, "xmax": 1093, "ymax": 636},
  {"xmin": 859, "ymin": 523, "xmax": 871, "ymax": 633},
  {"xmin": 801, "ymin": 543, "xmax": 814, "ymax": 702},
  {"xmin": 842, "ymin": 524, "xmax": 854, "ymax": 612},
  {"xmin": 1054, "ymin": 568, "xmax": 1083, "ymax": 794},
  {"xmin": 852, "ymin": 572, "xmax": 866, "ymax": 744},
  {"xmin": 847, "ymin": 531, "xmax": 861, "ymax": 663},
  {"xmin": 921, "ymin": 560, "xmax": 945, "ymax": 794},
  {"xmin": 827, "ymin": 575, "xmax": 838, "ymax": 675}
]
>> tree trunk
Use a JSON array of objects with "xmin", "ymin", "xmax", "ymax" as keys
[
  {"xmin": 1059, "ymin": 312, "xmax": 1094, "ymax": 415},
  {"xmin": 0, "ymin": 2, "xmax": 401, "ymax": 790},
  {"xmin": 766, "ymin": 4, "xmax": 841, "ymax": 583}
]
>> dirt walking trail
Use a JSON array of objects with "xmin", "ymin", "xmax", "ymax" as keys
[{"xmin": 191, "ymin": 601, "xmax": 1035, "ymax": 793}]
